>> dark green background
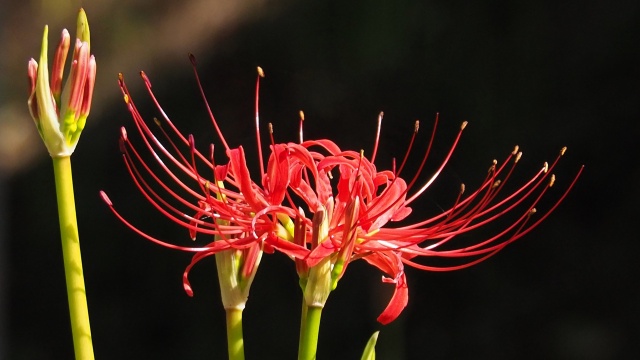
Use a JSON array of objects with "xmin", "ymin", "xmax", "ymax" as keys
[{"xmin": 5, "ymin": 0, "xmax": 638, "ymax": 358}]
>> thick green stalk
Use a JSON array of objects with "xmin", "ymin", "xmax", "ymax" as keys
[
  {"xmin": 225, "ymin": 308, "xmax": 245, "ymax": 360},
  {"xmin": 298, "ymin": 305, "xmax": 323, "ymax": 360},
  {"xmin": 52, "ymin": 156, "xmax": 94, "ymax": 359}
]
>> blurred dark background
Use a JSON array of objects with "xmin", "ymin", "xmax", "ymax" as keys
[{"xmin": 1, "ymin": 0, "xmax": 638, "ymax": 359}]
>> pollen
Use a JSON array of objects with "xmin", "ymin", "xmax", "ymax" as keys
[{"xmin": 257, "ymin": 66, "xmax": 265, "ymax": 78}]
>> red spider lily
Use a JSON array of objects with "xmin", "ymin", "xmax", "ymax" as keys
[
  {"xmin": 101, "ymin": 56, "xmax": 582, "ymax": 324},
  {"xmin": 268, "ymin": 115, "xmax": 582, "ymax": 323},
  {"xmin": 28, "ymin": 9, "xmax": 96, "ymax": 157},
  {"xmin": 100, "ymin": 61, "xmax": 306, "ymax": 303}
]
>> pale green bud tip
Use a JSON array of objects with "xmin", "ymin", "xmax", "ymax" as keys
[
  {"xmin": 76, "ymin": 8, "xmax": 90, "ymax": 46},
  {"xmin": 360, "ymin": 331, "xmax": 380, "ymax": 360},
  {"xmin": 39, "ymin": 26, "xmax": 49, "ymax": 68}
]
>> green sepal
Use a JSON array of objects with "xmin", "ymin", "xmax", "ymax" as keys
[{"xmin": 360, "ymin": 331, "xmax": 380, "ymax": 360}]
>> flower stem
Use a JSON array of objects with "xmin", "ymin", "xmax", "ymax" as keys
[
  {"xmin": 298, "ymin": 304, "xmax": 323, "ymax": 360},
  {"xmin": 225, "ymin": 308, "xmax": 245, "ymax": 360},
  {"xmin": 52, "ymin": 156, "xmax": 94, "ymax": 360}
]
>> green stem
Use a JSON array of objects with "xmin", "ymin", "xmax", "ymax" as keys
[
  {"xmin": 298, "ymin": 305, "xmax": 323, "ymax": 360},
  {"xmin": 225, "ymin": 308, "xmax": 245, "ymax": 360},
  {"xmin": 52, "ymin": 156, "xmax": 94, "ymax": 360}
]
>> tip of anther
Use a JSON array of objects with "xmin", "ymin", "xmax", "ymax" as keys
[
  {"xmin": 189, "ymin": 53, "xmax": 197, "ymax": 66},
  {"xmin": 118, "ymin": 73, "xmax": 124, "ymax": 82},
  {"xmin": 515, "ymin": 152, "xmax": 522, "ymax": 163},
  {"xmin": 461, "ymin": 121, "xmax": 468, "ymax": 130},
  {"xmin": 299, "ymin": 110, "xmax": 305, "ymax": 121},
  {"xmin": 140, "ymin": 71, "xmax": 151, "ymax": 87},
  {"xmin": 560, "ymin": 146, "xmax": 567, "ymax": 156},
  {"xmin": 414, "ymin": 120, "xmax": 420, "ymax": 133},
  {"xmin": 529, "ymin": 208, "xmax": 537, "ymax": 216},
  {"xmin": 153, "ymin": 117, "xmax": 161, "ymax": 127},
  {"xmin": 120, "ymin": 127, "xmax": 128, "ymax": 141},
  {"xmin": 492, "ymin": 180, "xmax": 501, "ymax": 188},
  {"xmin": 268, "ymin": 123, "xmax": 273, "ymax": 134},
  {"xmin": 460, "ymin": 183, "xmax": 466, "ymax": 194},
  {"xmin": 512, "ymin": 145, "xmax": 519, "ymax": 155},
  {"xmin": 549, "ymin": 174, "xmax": 556, "ymax": 187},
  {"xmin": 99, "ymin": 191, "xmax": 113, "ymax": 206},
  {"xmin": 123, "ymin": 94, "xmax": 130, "ymax": 104},
  {"xmin": 543, "ymin": 162, "xmax": 549, "ymax": 173},
  {"xmin": 257, "ymin": 66, "xmax": 265, "ymax": 77}
]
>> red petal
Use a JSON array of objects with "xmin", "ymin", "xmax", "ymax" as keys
[
  {"xmin": 363, "ymin": 252, "xmax": 409, "ymax": 324},
  {"xmin": 228, "ymin": 147, "xmax": 265, "ymax": 210},
  {"xmin": 264, "ymin": 144, "xmax": 289, "ymax": 205}
]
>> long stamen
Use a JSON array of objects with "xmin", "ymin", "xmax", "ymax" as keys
[
  {"xmin": 299, "ymin": 110, "xmax": 305, "ymax": 144},
  {"xmin": 405, "ymin": 120, "xmax": 466, "ymax": 204},
  {"xmin": 188, "ymin": 54, "xmax": 230, "ymax": 151},
  {"xmin": 396, "ymin": 119, "xmax": 421, "ymax": 177},
  {"xmin": 255, "ymin": 67, "xmax": 266, "ymax": 178},
  {"xmin": 370, "ymin": 112, "xmax": 383, "ymax": 164}
]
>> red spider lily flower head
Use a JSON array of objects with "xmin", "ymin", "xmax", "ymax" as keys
[
  {"xmin": 100, "ymin": 61, "xmax": 306, "ymax": 309},
  {"xmin": 102, "ymin": 56, "xmax": 582, "ymax": 322},
  {"xmin": 279, "ymin": 113, "xmax": 582, "ymax": 324},
  {"xmin": 28, "ymin": 8, "xmax": 95, "ymax": 157}
]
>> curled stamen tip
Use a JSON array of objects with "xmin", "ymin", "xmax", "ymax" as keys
[
  {"xmin": 515, "ymin": 152, "xmax": 523, "ymax": 163},
  {"xmin": 549, "ymin": 174, "xmax": 556, "ymax": 187},
  {"xmin": 560, "ymin": 146, "xmax": 567, "ymax": 156},
  {"xmin": 189, "ymin": 53, "xmax": 197, "ymax": 65},
  {"xmin": 268, "ymin": 122, "xmax": 274, "ymax": 134},
  {"xmin": 543, "ymin": 162, "xmax": 549, "ymax": 173},
  {"xmin": 99, "ymin": 191, "xmax": 113, "ymax": 206},
  {"xmin": 257, "ymin": 66, "xmax": 265, "ymax": 77},
  {"xmin": 414, "ymin": 120, "xmax": 420, "ymax": 132},
  {"xmin": 512, "ymin": 145, "xmax": 519, "ymax": 155},
  {"xmin": 299, "ymin": 110, "xmax": 305, "ymax": 121},
  {"xmin": 461, "ymin": 121, "xmax": 468, "ymax": 130},
  {"xmin": 188, "ymin": 134, "xmax": 195, "ymax": 148}
]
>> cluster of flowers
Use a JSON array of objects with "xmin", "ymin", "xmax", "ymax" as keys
[{"xmin": 101, "ymin": 56, "xmax": 582, "ymax": 326}]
